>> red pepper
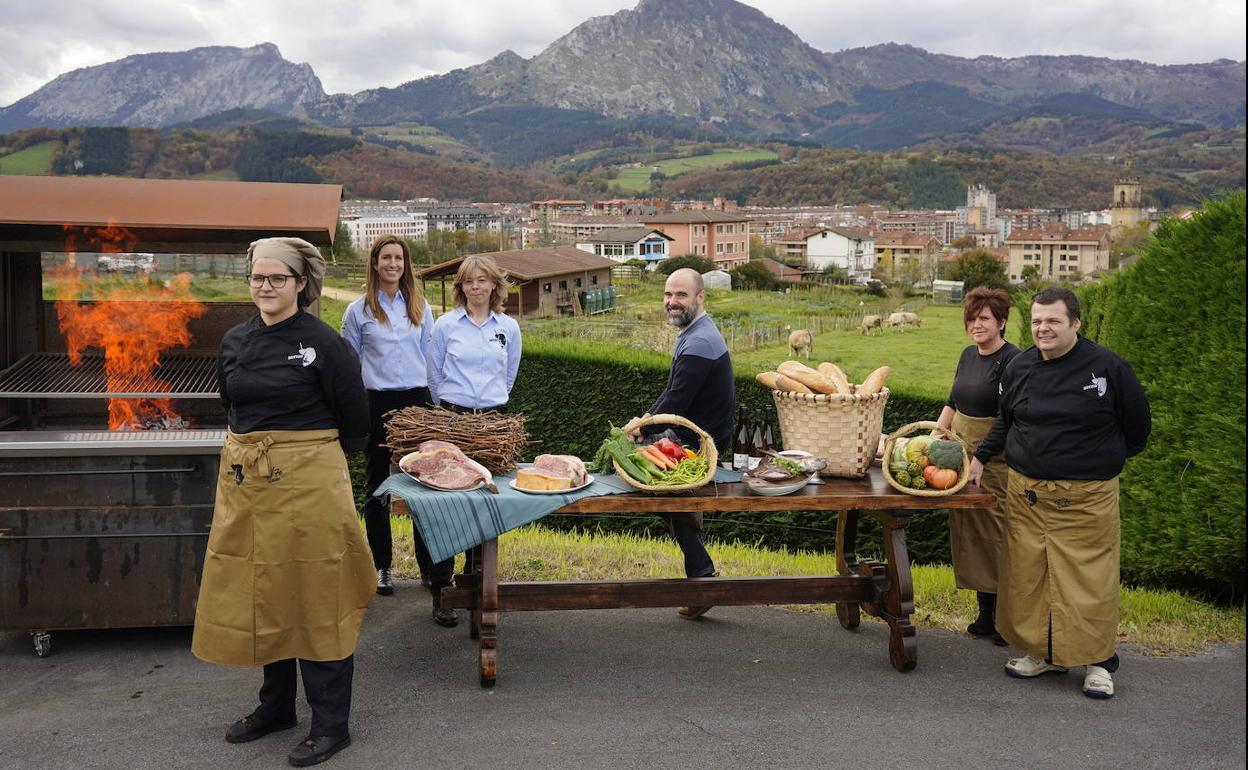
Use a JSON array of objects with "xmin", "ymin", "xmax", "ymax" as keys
[{"xmin": 655, "ymin": 437, "xmax": 686, "ymax": 461}]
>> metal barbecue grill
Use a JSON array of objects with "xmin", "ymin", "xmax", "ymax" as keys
[
  {"xmin": 0, "ymin": 351, "xmax": 219, "ymax": 398},
  {"xmin": 0, "ymin": 174, "xmax": 343, "ymax": 656}
]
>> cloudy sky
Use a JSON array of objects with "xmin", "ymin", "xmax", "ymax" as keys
[{"xmin": 3, "ymin": 0, "xmax": 1244, "ymax": 106}]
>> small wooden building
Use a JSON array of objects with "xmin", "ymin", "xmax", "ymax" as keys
[{"xmin": 416, "ymin": 246, "xmax": 617, "ymax": 317}]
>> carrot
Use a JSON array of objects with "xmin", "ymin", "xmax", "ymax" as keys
[{"xmin": 642, "ymin": 444, "xmax": 676, "ymax": 470}]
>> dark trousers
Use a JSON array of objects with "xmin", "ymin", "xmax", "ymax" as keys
[
  {"xmin": 256, "ymin": 656, "xmax": 354, "ymax": 737},
  {"xmin": 364, "ymin": 387, "xmax": 432, "ymax": 570},
  {"xmin": 666, "ymin": 514, "xmax": 715, "ymax": 578}
]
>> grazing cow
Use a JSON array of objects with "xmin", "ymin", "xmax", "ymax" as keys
[
  {"xmin": 859, "ymin": 314, "xmax": 882, "ymax": 335},
  {"xmin": 787, "ymin": 328, "xmax": 814, "ymax": 359},
  {"xmin": 885, "ymin": 311, "xmax": 922, "ymax": 330}
]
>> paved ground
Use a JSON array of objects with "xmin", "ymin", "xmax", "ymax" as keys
[{"xmin": 2, "ymin": 583, "xmax": 1243, "ymax": 770}]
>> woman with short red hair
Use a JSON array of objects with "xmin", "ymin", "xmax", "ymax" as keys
[{"xmin": 935, "ymin": 286, "xmax": 1020, "ymax": 644}]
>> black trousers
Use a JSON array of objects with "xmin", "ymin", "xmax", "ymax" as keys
[
  {"xmin": 255, "ymin": 656, "xmax": 354, "ymax": 737},
  {"xmin": 363, "ymin": 387, "xmax": 433, "ymax": 570},
  {"xmin": 665, "ymin": 515, "xmax": 715, "ymax": 578}
]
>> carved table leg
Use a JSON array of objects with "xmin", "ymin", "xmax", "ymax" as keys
[
  {"xmin": 466, "ymin": 545, "xmax": 482, "ymax": 640},
  {"xmin": 478, "ymin": 537, "xmax": 499, "ymax": 688},
  {"xmin": 835, "ymin": 509, "xmax": 861, "ymax": 629},
  {"xmin": 878, "ymin": 511, "xmax": 917, "ymax": 672}
]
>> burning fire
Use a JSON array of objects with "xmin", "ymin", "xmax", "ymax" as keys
[{"xmin": 52, "ymin": 222, "xmax": 206, "ymax": 430}]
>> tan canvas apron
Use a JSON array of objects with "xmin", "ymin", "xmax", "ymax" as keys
[
  {"xmin": 192, "ymin": 429, "xmax": 375, "ymax": 667},
  {"xmin": 948, "ymin": 412, "xmax": 1007, "ymax": 592},
  {"xmin": 997, "ymin": 470, "xmax": 1120, "ymax": 667}
]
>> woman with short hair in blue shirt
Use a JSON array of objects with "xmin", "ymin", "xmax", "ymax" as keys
[
  {"xmin": 341, "ymin": 235, "xmax": 436, "ymax": 606},
  {"xmin": 428, "ymin": 254, "xmax": 522, "ymax": 414}
]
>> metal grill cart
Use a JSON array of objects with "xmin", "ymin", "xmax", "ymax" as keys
[{"xmin": 0, "ymin": 175, "xmax": 341, "ymax": 655}]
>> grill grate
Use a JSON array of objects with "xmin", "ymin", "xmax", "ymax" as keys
[{"xmin": 0, "ymin": 352, "xmax": 219, "ymax": 399}]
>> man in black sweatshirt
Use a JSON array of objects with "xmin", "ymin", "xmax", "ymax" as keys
[
  {"xmin": 970, "ymin": 287, "xmax": 1150, "ymax": 700},
  {"xmin": 624, "ymin": 268, "xmax": 734, "ymax": 619}
]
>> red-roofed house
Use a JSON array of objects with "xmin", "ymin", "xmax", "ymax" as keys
[
  {"xmin": 642, "ymin": 210, "xmax": 750, "ymax": 269},
  {"xmin": 416, "ymin": 246, "xmax": 617, "ymax": 317},
  {"xmin": 873, "ymin": 233, "xmax": 941, "ymax": 279}
]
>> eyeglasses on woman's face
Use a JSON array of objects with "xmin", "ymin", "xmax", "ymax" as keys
[{"xmin": 247, "ymin": 273, "xmax": 298, "ymax": 289}]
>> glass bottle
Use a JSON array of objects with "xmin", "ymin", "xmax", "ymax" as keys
[{"xmin": 732, "ymin": 405, "xmax": 751, "ymax": 471}]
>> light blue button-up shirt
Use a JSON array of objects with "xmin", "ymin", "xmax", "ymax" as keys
[
  {"xmin": 428, "ymin": 307, "xmax": 522, "ymax": 409},
  {"xmin": 341, "ymin": 290, "xmax": 435, "ymax": 394}
]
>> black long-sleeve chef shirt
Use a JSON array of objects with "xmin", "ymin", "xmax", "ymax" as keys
[
  {"xmin": 975, "ymin": 337, "xmax": 1151, "ymax": 480},
  {"xmin": 218, "ymin": 311, "xmax": 369, "ymax": 453}
]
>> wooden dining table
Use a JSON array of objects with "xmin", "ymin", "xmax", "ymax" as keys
[{"xmin": 439, "ymin": 466, "xmax": 994, "ymax": 687}]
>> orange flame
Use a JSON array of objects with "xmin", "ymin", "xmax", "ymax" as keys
[{"xmin": 52, "ymin": 221, "xmax": 207, "ymax": 429}]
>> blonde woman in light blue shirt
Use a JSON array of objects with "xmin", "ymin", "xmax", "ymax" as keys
[{"xmin": 341, "ymin": 235, "xmax": 441, "ymax": 614}]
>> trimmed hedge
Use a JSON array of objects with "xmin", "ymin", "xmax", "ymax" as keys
[
  {"xmin": 510, "ymin": 337, "xmax": 951, "ymax": 563},
  {"xmin": 1077, "ymin": 192, "xmax": 1246, "ymax": 600}
]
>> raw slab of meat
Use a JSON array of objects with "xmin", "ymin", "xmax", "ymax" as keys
[
  {"xmin": 401, "ymin": 441, "xmax": 495, "ymax": 492},
  {"xmin": 532, "ymin": 454, "xmax": 587, "ymax": 485}
]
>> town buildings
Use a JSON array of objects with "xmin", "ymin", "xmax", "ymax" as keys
[
  {"xmin": 641, "ymin": 210, "xmax": 751, "ymax": 269},
  {"xmin": 574, "ymin": 227, "xmax": 673, "ymax": 264},
  {"xmin": 1004, "ymin": 225, "xmax": 1111, "ymax": 282}
]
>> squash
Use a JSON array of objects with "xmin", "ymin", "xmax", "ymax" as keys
[{"xmin": 923, "ymin": 464, "xmax": 959, "ymax": 490}]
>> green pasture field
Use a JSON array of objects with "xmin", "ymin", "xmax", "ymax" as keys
[
  {"xmin": 0, "ymin": 140, "xmax": 57, "ymax": 174},
  {"xmin": 362, "ymin": 123, "xmax": 471, "ymax": 152},
  {"xmin": 613, "ymin": 148, "xmax": 779, "ymax": 193},
  {"xmin": 378, "ymin": 520, "xmax": 1245, "ymax": 655}
]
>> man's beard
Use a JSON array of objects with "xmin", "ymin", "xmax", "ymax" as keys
[{"xmin": 666, "ymin": 302, "xmax": 696, "ymax": 328}]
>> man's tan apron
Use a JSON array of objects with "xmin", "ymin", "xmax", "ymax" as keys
[
  {"xmin": 997, "ymin": 470, "xmax": 1120, "ymax": 667},
  {"xmin": 948, "ymin": 412, "xmax": 1006, "ymax": 592},
  {"xmin": 192, "ymin": 429, "xmax": 375, "ymax": 667}
]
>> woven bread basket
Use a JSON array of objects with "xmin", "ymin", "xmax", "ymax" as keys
[
  {"xmin": 771, "ymin": 386, "xmax": 889, "ymax": 478},
  {"xmin": 613, "ymin": 413, "xmax": 718, "ymax": 494},
  {"xmin": 881, "ymin": 420, "xmax": 972, "ymax": 497}
]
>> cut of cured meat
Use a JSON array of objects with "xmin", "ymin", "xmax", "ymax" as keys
[
  {"xmin": 400, "ymin": 441, "xmax": 492, "ymax": 491},
  {"xmin": 531, "ymin": 454, "xmax": 587, "ymax": 486}
]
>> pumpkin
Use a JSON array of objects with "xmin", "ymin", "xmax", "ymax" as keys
[{"xmin": 923, "ymin": 464, "xmax": 959, "ymax": 490}]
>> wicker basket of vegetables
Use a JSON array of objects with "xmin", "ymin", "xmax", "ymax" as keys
[
  {"xmin": 881, "ymin": 420, "xmax": 972, "ymax": 497},
  {"xmin": 599, "ymin": 414, "xmax": 717, "ymax": 494}
]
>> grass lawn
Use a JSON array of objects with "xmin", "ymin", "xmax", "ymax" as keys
[
  {"xmin": 0, "ymin": 141, "xmax": 57, "ymax": 175},
  {"xmin": 614, "ymin": 148, "xmax": 779, "ymax": 193},
  {"xmin": 379, "ymin": 521, "xmax": 1245, "ymax": 656}
]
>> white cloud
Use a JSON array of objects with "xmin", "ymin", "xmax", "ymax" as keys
[{"xmin": 1, "ymin": 0, "xmax": 1243, "ymax": 106}]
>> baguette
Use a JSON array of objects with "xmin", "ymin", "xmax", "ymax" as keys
[
  {"xmin": 755, "ymin": 371, "xmax": 781, "ymax": 389},
  {"xmin": 817, "ymin": 362, "xmax": 852, "ymax": 395},
  {"xmin": 858, "ymin": 365, "xmax": 891, "ymax": 395},
  {"xmin": 783, "ymin": 366, "xmax": 840, "ymax": 394},
  {"xmin": 774, "ymin": 374, "xmax": 815, "ymax": 394},
  {"xmin": 778, "ymin": 360, "xmax": 817, "ymax": 377}
]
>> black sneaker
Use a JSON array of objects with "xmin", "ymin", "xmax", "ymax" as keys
[
  {"xmin": 225, "ymin": 713, "xmax": 297, "ymax": 744},
  {"xmin": 376, "ymin": 568, "xmax": 394, "ymax": 596},
  {"xmin": 288, "ymin": 734, "xmax": 351, "ymax": 767}
]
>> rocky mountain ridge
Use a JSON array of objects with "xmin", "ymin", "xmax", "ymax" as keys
[{"xmin": 0, "ymin": 43, "xmax": 325, "ymax": 133}]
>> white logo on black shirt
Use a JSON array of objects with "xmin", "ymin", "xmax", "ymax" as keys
[
  {"xmin": 1082, "ymin": 372, "xmax": 1107, "ymax": 397},
  {"xmin": 288, "ymin": 343, "xmax": 316, "ymax": 367}
]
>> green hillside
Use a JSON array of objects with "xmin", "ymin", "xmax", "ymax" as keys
[
  {"xmin": 0, "ymin": 140, "xmax": 56, "ymax": 174},
  {"xmin": 613, "ymin": 147, "xmax": 779, "ymax": 193}
]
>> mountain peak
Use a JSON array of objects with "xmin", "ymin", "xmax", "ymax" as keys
[{"xmin": 0, "ymin": 43, "xmax": 325, "ymax": 131}]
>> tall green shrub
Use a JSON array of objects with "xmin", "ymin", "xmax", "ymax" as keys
[{"xmin": 1078, "ymin": 191, "xmax": 1246, "ymax": 599}]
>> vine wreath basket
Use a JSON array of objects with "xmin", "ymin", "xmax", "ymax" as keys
[
  {"xmin": 613, "ymin": 413, "xmax": 718, "ymax": 494},
  {"xmin": 881, "ymin": 420, "xmax": 972, "ymax": 497}
]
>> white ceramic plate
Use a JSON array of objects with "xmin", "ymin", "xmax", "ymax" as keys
[
  {"xmin": 742, "ymin": 475, "xmax": 810, "ymax": 496},
  {"xmin": 399, "ymin": 451, "xmax": 493, "ymax": 492},
  {"xmin": 509, "ymin": 474, "xmax": 595, "ymax": 495},
  {"xmin": 748, "ymin": 446, "xmax": 818, "ymax": 489}
]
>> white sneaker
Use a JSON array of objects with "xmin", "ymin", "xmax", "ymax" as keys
[
  {"xmin": 1005, "ymin": 655, "xmax": 1068, "ymax": 678},
  {"xmin": 1082, "ymin": 665, "xmax": 1115, "ymax": 699}
]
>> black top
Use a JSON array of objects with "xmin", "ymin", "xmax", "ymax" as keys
[
  {"xmin": 645, "ymin": 314, "xmax": 735, "ymax": 454},
  {"xmin": 218, "ymin": 311, "xmax": 369, "ymax": 452},
  {"xmin": 976, "ymin": 337, "xmax": 1151, "ymax": 480},
  {"xmin": 945, "ymin": 342, "xmax": 1021, "ymax": 418}
]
